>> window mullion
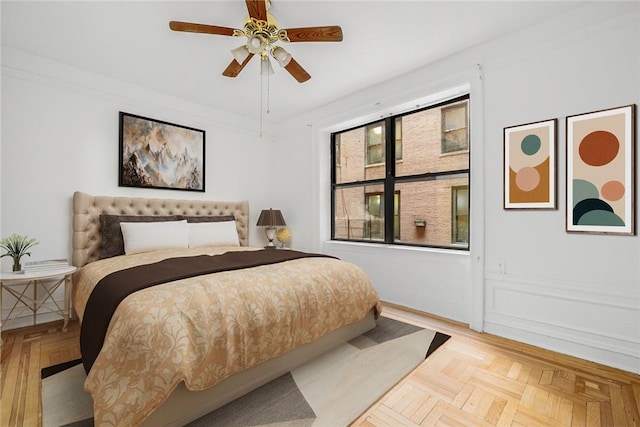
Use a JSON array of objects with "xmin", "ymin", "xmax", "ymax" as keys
[
  {"xmin": 330, "ymin": 134, "xmax": 337, "ymax": 239},
  {"xmin": 384, "ymin": 117, "xmax": 395, "ymax": 244}
]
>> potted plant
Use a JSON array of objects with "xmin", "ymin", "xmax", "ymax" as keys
[{"xmin": 0, "ymin": 234, "xmax": 38, "ymax": 272}]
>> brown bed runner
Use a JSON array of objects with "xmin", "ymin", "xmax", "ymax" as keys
[{"xmin": 80, "ymin": 249, "xmax": 334, "ymax": 374}]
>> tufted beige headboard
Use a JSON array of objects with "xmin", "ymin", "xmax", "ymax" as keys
[{"xmin": 72, "ymin": 191, "xmax": 249, "ymax": 268}]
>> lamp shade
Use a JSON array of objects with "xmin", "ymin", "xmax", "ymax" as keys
[
  {"xmin": 260, "ymin": 56, "xmax": 275, "ymax": 76},
  {"xmin": 256, "ymin": 209, "xmax": 286, "ymax": 227},
  {"xmin": 230, "ymin": 45, "xmax": 250, "ymax": 63},
  {"xmin": 247, "ymin": 35, "xmax": 266, "ymax": 54},
  {"xmin": 271, "ymin": 46, "xmax": 292, "ymax": 67}
]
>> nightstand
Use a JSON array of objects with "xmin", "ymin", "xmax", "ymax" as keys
[{"xmin": 0, "ymin": 266, "xmax": 76, "ymax": 332}]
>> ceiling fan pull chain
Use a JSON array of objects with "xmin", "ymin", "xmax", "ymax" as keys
[
  {"xmin": 259, "ymin": 66, "xmax": 270, "ymax": 137},
  {"xmin": 260, "ymin": 73, "xmax": 264, "ymax": 137},
  {"xmin": 266, "ymin": 72, "xmax": 271, "ymax": 115}
]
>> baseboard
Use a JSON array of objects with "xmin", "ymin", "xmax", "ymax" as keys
[
  {"xmin": 484, "ymin": 318, "xmax": 640, "ymax": 375},
  {"xmin": 384, "ymin": 298, "xmax": 640, "ymax": 375}
]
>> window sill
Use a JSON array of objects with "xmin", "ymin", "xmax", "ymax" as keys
[
  {"xmin": 324, "ymin": 240, "xmax": 469, "ymax": 256},
  {"xmin": 364, "ymin": 162, "xmax": 384, "ymax": 168},
  {"xmin": 364, "ymin": 160, "xmax": 404, "ymax": 169}
]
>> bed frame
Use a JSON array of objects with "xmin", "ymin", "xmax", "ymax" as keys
[{"xmin": 71, "ymin": 191, "xmax": 376, "ymax": 426}]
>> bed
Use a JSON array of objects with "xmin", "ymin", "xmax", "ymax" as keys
[{"xmin": 71, "ymin": 191, "xmax": 381, "ymax": 426}]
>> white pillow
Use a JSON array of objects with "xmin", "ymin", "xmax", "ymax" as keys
[
  {"xmin": 188, "ymin": 221, "xmax": 240, "ymax": 248},
  {"xmin": 120, "ymin": 220, "xmax": 189, "ymax": 255}
]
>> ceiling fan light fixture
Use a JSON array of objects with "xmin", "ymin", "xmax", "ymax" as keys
[
  {"xmin": 260, "ymin": 56, "xmax": 275, "ymax": 75},
  {"xmin": 170, "ymin": 0, "xmax": 342, "ymax": 83},
  {"xmin": 230, "ymin": 45, "xmax": 250, "ymax": 64},
  {"xmin": 247, "ymin": 35, "xmax": 266, "ymax": 54},
  {"xmin": 271, "ymin": 46, "xmax": 292, "ymax": 67}
]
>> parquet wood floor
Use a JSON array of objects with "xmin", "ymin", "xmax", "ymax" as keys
[
  {"xmin": 1, "ymin": 305, "xmax": 638, "ymax": 426},
  {"xmin": 352, "ymin": 304, "xmax": 640, "ymax": 427},
  {"xmin": 1, "ymin": 320, "xmax": 81, "ymax": 427}
]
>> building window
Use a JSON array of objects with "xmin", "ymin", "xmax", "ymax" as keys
[
  {"xmin": 331, "ymin": 94, "xmax": 470, "ymax": 250},
  {"xmin": 366, "ymin": 123, "xmax": 384, "ymax": 165},
  {"xmin": 364, "ymin": 193, "xmax": 384, "ymax": 239},
  {"xmin": 363, "ymin": 192, "xmax": 400, "ymax": 240},
  {"xmin": 366, "ymin": 119, "xmax": 403, "ymax": 166},
  {"xmin": 452, "ymin": 186, "xmax": 469, "ymax": 245},
  {"xmin": 394, "ymin": 117, "xmax": 403, "ymax": 161},
  {"xmin": 442, "ymin": 102, "xmax": 469, "ymax": 154},
  {"xmin": 393, "ymin": 192, "xmax": 400, "ymax": 239}
]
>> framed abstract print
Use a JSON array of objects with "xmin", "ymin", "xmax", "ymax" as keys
[
  {"xmin": 566, "ymin": 104, "xmax": 635, "ymax": 234},
  {"xmin": 119, "ymin": 112, "xmax": 205, "ymax": 192},
  {"xmin": 504, "ymin": 118, "xmax": 557, "ymax": 209}
]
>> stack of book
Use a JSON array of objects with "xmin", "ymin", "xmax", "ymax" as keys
[{"xmin": 23, "ymin": 259, "xmax": 70, "ymax": 273}]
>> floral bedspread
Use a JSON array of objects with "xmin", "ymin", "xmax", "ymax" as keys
[{"xmin": 72, "ymin": 246, "xmax": 381, "ymax": 426}]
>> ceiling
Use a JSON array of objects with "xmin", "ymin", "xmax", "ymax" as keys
[{"xmin": 2, "ymin": 1, "xmax": 582, "ymax": 126}]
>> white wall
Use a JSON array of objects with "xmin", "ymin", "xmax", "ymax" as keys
[
  {"xmin": 274, "ymin": 3, "xmax": 640, "ymax": 373},
  {"xmin": 1, "ymin": 49, "xmax": 277, "ymax": 321},
  {"xmin": 481, "ymin": 4, "xmax": 640, "ymax": 375}
]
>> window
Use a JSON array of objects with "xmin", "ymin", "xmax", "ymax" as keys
[
  {"xmin": 366, "ymin": 123, "xmax": 384, "ymax": 165},
  {"xmin": 363, "ymin": 192, "xmax": 400, "ymax": 240},
  {"xmin": 442, "ymin": 102, "xmax": 469, "ymax": 154},
  {"xmin": 331, "ymin": 94, "xmax": 470, "ymax": 250},
  {"xmin": 392, "ymin": 192, "xmax": 400, "ymax": 239},
  {"xmin": 452, "ymin": 186, "xmax": 469, "ymax": 245},
  {"xmin": 394, "ymin": 117, "xmax": 403, "ymax": 161},
  {"xmin": 364, "ymin": 193, "xmax": 384, "ymax": 239},
  {"xmin": 365, "ymin": 119, "xmax": 403, "ymax": 166}
]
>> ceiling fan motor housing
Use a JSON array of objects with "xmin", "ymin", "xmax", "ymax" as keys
[{"xmin": 242, "ymin": 17, "xmax": 289, "ymax": 54}]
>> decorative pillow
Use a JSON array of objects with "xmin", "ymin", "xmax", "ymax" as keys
[
  {"xmin": 179, "ymin": 215, "xmax": 236, "ymax": 223},
  {"xmin": 188, "ymin": 221, "xmax": 240, "ymax": 248},
  {"xmin": 99, "ymin": 215, "xmax": 180, "ymax": 259},
  {"xmin": 120, "ymin": 220, "xmax": 189, "ymax": 255}
]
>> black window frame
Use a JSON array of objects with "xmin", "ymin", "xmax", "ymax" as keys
[{"xmin": 331, "ymin": 94, "xmax": 470, "ymax": 250}]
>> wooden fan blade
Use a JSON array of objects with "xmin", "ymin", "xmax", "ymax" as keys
[
  {"xmin": 245, "ymin": 0, "xmax": 268, "ymax": 21},
  {"xmin": 222, "ymin": 53, "xmax": 255, "ymax": 78},
  {"xmin": 169, "ymin": 21, "xmax": 237, "ymax": 36},
  {"xmin": 283, "ymin": 26, "xmax": 343, "ymax": 42},
  {"xmin": 284, "ymin": 57, "xmax": 311, "ymax": 83}
]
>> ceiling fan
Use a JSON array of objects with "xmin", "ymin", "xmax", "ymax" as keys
[{"xmin": 169, "ymin": 0, "xmax": 343, "ymax": 83}]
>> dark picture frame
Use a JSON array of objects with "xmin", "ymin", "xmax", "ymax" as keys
[
  {"xmin": 503, "ymin": 118, "xmax": 557, "ymax": 209},
  {"xmin": 566, "ymin": 104, "xmax": 635, "ymax": 235},
  {"xmin": 119, "ymin": 112, "xmax": 205, "ymax": 192}
]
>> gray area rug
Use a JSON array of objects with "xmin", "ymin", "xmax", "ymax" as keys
[{"xmin": 41, "ymin": 316, "xmax": 450, "ymax": 427}]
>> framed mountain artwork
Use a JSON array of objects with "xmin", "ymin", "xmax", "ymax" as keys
[{"xmin": 119, "ymin": 112, "xmax": 205, "ymax": 192}]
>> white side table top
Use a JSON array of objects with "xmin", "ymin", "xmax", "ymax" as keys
[{"xmin": 0, "ymin": 266, "xmax": 77, "ymax": 283}]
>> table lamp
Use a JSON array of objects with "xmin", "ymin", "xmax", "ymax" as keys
[{"xmin": 256, "ymin": 209, "xmax": 286, "ymax": 248}]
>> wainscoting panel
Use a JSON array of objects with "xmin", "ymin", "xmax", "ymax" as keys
[{"xmin": 484, "ymin": 273, "xmax": 640, "ymax": 373}]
